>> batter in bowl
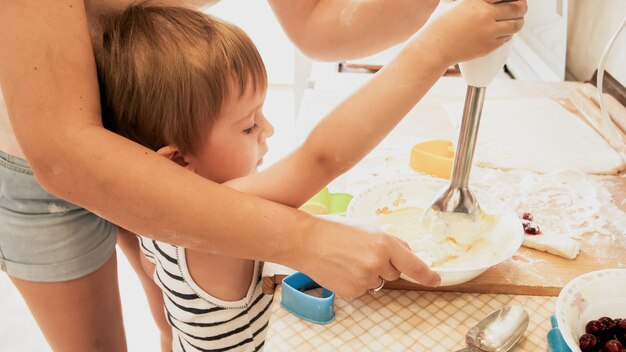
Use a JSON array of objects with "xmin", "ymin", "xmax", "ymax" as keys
[{"xmin": 375, "ymin": 207, "xmax": 498, "ymax": 268}]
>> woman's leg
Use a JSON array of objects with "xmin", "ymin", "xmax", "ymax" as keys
[
  {"xmin": 9, "ymin": 253, "xmax": 127, "ymax": 352},
  {"xmin": 117, "ymin": 229, "xmax": 172, "ymax": 352}
]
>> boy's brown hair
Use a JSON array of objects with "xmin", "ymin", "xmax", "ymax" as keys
[{"xmin": 95, "ymin": 2, "xmax": 267, "ymax": 154}]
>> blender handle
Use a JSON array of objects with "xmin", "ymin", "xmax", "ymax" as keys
[{"xmin": 459, "ymin": 41, "xmax": 512, "ymax": 88}]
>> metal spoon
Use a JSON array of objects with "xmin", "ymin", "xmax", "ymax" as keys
[
  {"xmin": 429, "ymin": 85, "xmax": 485, "ymax": 215},
  {"xmin": 455, "ymin": 305, "xmax": 529, "ymax": 352}
]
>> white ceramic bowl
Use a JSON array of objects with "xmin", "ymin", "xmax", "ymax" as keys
[
  {"xmin": 556, "ymin": 269, "xmax": 626, "ymax": 352},
  {"xmin": 346, "ymin": 176, "xmax": 523, "ymax": 286}
]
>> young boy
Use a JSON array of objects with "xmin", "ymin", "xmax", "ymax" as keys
[{"xmin": 95, "ymin": 1, "xmax": 523, "ymax": 351}]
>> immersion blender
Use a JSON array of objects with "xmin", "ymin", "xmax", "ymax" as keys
[{"xmin": 429, "ymin": 41, "xmax": 513, "ymax": 215}]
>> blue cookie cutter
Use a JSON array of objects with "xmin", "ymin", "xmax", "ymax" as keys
[
  {"xmin": 281, "ymin": 272, "xmax": 335, "ymax": 325},
  {"xmin": 547, "ymin": 314, "xmax": 572, "ymax": 352}
]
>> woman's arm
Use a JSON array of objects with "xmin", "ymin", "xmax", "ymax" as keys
[
  {"xmin": 0, "ymin": 0, "xmax": 439, "ymax": 297},
  {"xmin": 268, "ymin": 0, "xmax": 439, "ymax": 61}
]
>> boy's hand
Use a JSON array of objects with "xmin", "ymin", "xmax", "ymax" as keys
[
  {"xmin": 297, "ymin": 218, "xmax": 440, "ymax": 298},
  {"xmin": 416, "ymin": 0, "xmax": 527, "ymax": 67}
]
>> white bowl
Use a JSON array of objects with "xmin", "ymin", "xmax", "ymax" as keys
[
  {"xmin": 556, "ymin": 269, "xmax": 626, "ymax": 352},
  {"xmin": 346, "ymin": 176, "xmax": 523, "ymax": 286}
]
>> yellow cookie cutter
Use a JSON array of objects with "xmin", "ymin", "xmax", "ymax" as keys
[
  {"xmin": 300, "ymin": 187, "xmax": 353, "ymax": 216},
  {"xmin": 409, "ymin": 139, "xmax": 455, "ymax": 179}
]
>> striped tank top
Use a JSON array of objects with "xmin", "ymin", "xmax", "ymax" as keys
[{"xmin": 139, "ymin": 237, "xmax": 274, "ymax": 352}]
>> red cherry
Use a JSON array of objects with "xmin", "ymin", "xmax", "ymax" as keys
[
  {"xmin": 587, "ymin": 320, "xmax": 607, "ymax": 336},
  {"xmin": 579, "ymin": 333, "xmax": 599, "ymax": 352},
  {"xmin": 603, "ymin": 340, "xmax": 623, "ymax": 352},
  {"xmin": 617, "ymin": 334, "xmax": 626, "ymax": 350},
  {"xmin": 618, "ymin": 333, "xmax": 626, "ymax": 347},
  {"xmin": 600, "ymin": 317, "xmax": 617, "ymax": 333},
  {"xmin": 524, "ymin": 223, "xmax": 541, "ymax": 235}
]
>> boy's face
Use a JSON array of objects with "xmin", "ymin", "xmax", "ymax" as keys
[{"xmin": 187, "ymin": 79, "xmax": 274, "ymax": 183}]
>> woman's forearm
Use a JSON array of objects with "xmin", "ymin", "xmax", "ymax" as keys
[
  {"xmin": 56, "ymin": 129, "xmax": 318, "ymax": 261},
  {"xmin": 268, "ymin": 0, "xmax": 439, "ymax": 61}
]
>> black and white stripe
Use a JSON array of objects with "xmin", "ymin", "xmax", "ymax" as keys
[{"xmin": 139, "ymin": 236, "xmax": 273, "ymax": 352}]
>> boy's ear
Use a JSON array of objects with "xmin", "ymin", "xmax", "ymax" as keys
[{"xmin": 155, "ymin": 145, "xmax": 190, "ymax": 169}]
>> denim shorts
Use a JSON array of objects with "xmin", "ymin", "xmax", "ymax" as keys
[{"xmin": 0, "ymin": 151, "xmax": 117, "ymax": 282}]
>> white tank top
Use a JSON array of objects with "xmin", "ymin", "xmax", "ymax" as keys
[{"xmin": 139, "ymin": 237, "xmax": 273, "ymax": 352}]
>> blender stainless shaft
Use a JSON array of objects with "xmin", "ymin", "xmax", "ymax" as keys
[
  {"xmin": 427, "ymin": 38, "xmax": 512, "ymax": 216},
  {"xmin": 430, "ymin": 85, "xmax": 486, "ymax": 214}
]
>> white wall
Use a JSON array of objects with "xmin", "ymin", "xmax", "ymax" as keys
[
  {"xmin": 205, "ymin": 1, "xmax": 295, "ymax": 85},
  {"xmin": 516, "ymin": 0, "xmax": 568, "ymax": 80},
  {"xmin": 567, "ymin": 0, "xmax": 626, "ymax": 86}
]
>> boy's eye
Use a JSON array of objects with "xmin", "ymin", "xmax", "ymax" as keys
[{"xmin": 243, "ymin": 124, "xmax": 257, "ymax": 134}]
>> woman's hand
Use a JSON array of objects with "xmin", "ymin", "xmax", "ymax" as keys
[
  {"xmin": 414, "ymin": 0, "xmax": 527, "ymax": 67},
  {"xmin": 296, "ymin": 217, "xmax": 440, "ymax": 299}
]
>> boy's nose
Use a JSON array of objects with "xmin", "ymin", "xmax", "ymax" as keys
[{"xmin": 258, "ymin": 115, "xmax": 274, "ymax": 142}]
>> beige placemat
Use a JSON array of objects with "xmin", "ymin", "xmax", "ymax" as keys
[{"xmin": 266, "ymin": 286, "xmax": 556, "ymax": 352}]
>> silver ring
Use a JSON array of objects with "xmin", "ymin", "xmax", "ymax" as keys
[{"xmin": 368, "ymin": 278, "xmax": 385, "ymax": 294}]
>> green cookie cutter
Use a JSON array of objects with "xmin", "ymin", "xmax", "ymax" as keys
[{"xmin": 300, "ymin": 187, "xmax": 353, "ymax": 216}]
